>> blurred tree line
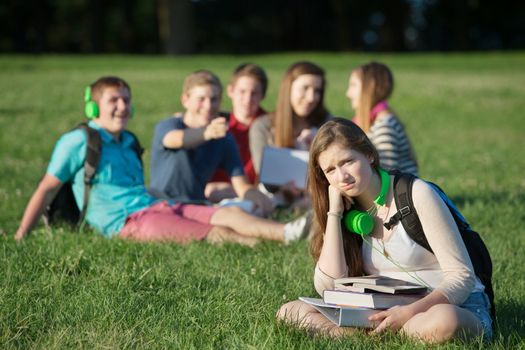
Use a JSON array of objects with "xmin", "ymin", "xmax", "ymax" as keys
[{"xmin": 1, "ymin": 0, "xmax": 524, "ymax": 53}]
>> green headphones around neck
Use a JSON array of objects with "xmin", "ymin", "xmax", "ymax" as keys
[
  {"xmin": 83, "ymin": 85, "xmax": 135, "ymax": 119},
  {"xmin": 343, "ymin": 168, "xmax": 390, "ymax": 236}
]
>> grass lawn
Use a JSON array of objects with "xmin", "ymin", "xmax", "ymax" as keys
[{"xmin": 1, "ymin": 52, "xmax": 524, "ymax": 349}]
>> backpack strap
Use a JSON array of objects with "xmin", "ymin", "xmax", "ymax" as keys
[
  {"xmin": 73, "ymin": 125, "xmax": 142, "ymax": 228},
  {"xmin": 385, "ymin": 171, "xmax": 433, "ymax": 253},
  {"xmin": 76, "ymin": 123, "xmax": 102, "ymax": 226}
]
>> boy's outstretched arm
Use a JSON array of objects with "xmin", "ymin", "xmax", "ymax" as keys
[
  {"xmin": 14, "ymin": 174, "xmax": 63, "ymax": 241},
  {"xmin": 163, "ymin": 117, "xmax": 228, "ymax": 150},
  {"xmin": 163, "ymin": 127, "xmax": 205, "ymax": 149}
]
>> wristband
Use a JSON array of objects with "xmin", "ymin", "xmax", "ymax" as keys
[
  {"xmin": 182, "ymin": 127, "xmax": 206, "ymax": 148},
  {"xmin": 327, "ymin": 211, "xmax": 343, "ymax": 218}
]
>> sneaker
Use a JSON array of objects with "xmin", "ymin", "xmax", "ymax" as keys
[{"xmin": 283, "ymin": 211, "xmax": 312, "ymax": 244}]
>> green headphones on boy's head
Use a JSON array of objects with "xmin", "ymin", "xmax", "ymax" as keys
[
  {"xmin": 343, "ymin": 168, "xmax": 390, "ymax": 236},
  {"xmin": 83, "ymin": 85, "xmax": 136, "ymax": 119},
  {"xmin": 84, "ymin": 86, "xmax": 99, "ymax": 119}
]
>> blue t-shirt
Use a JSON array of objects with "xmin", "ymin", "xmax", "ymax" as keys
[
  {"xmin": 47, "ymin": 121, "xmax": 158, "ymax": 237},
  {"xmin": 150, "ymin": 115, "xmax": 244, "ymax": 201}
]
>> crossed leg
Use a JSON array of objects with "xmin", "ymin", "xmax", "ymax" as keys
[
  {"xmin": 402, "ymin": 303, "xmax": 485, "ymax": 343},
  {"xmin": 277, "ymin": 300, "xmax": 485, "ymax": 342},
  {"xmin": 276, "ymin": 300, "xmax": 358, "ymax": 337}
]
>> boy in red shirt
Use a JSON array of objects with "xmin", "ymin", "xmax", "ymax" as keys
[{"xmin": 205, "ymin": 63, "xmax": 268, "ymax": 203}]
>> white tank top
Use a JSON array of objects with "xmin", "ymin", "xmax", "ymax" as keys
[{"xmin": 362, "ymin": 222, "xmax": 484, "ymax": 292}]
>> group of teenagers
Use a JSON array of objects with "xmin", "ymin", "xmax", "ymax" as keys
[{"xmin": 14, "ymin": 60, "xmax": 493, "ymax": 343}]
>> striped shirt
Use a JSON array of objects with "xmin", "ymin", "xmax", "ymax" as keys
[{"xmin": 368, "ymin": 114, "xmax": 418, "ymax": 176}]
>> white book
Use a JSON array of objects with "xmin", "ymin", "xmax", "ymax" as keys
[
  {"xmin": 323, "ymin": 290, "xmax": 423, "ymax": 309},
  {"xmin": 334, "ymin": 275, "xmax": 428, "ymax": 295},
  {"xmin": 335, "ymin": 283, "xmax": 428, "ymax": 295},
  {"xmin": 259, "ymin": 146, "xmax": 309, "ymax": 190},
  {"xmin": 299, "ymin": 297, "xmax": 380, "ymax": 328},
  {"xmin": 335, "ymin": 275, "xmax": 416, "ymax": 286}
]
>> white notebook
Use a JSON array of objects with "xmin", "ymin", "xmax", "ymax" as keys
[
  {"xmin": 259, "ymin": 146, "xmax": 309, "ymax": 190},
  {"xmin": 299, "ymin": 297, "xmax": 380, "ymax": 328}
]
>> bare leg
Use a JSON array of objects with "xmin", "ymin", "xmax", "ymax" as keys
[
  {"xmin": 205, "ymin": 182, "xmax": 237, "ymax": 203},
  {"xmin": 210, "ymin": 206, "xmax": 284, "ymax": 242},
  {"xmin": 205, "ymin": 225, "xmax": 259, "ymax": 247},
  {"xmin": 276, "ymin": 300, "xmax": 358, "ymax": 337},
  {"xmin": 402, "ymin": 304, "xmax": 485, "ymax": 343}
]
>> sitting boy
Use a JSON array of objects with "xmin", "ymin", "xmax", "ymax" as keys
[
  {"xmin": 204, "ymin": 63, "xmax": 268, "ymax": 203},
  {"xmin": 149, "ymin": 70, "xmax": 273, "ymax": 216},
  {"xmin": 14, "ymin": 76, "xmax": 309, "ymax": 245}
]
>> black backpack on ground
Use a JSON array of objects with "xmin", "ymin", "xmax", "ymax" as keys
[
  {"xmin": 42, "ymin": 123, "xmax": 143, "ymax": 228},
  {"xmin": 384, "ymin": 171, "xmax": 495, "ymax": 326}
]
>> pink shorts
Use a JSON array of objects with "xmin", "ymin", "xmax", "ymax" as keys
[{"xmin": 120, "ymin": 201, "xmax": 218, "ymax": 243}]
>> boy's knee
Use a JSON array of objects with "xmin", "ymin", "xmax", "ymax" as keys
[{"xmin": 217, "ymin": 205, "xmax": 244, "ymax": 216}]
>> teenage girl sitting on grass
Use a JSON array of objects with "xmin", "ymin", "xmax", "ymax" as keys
[{"xmin": 277, "ymin": 118, "xmax": 493, "ymax": 343}]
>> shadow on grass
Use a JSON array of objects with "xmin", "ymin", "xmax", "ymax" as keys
[{"xmin": 494, "ymin": 299, "xmax": 525, "ymax": 339}]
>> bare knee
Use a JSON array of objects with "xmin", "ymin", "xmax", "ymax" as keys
[
  {"xmin": 276, "ymin": 300, "xmax": 315, "ymax": 324},
  {"xmin": 205, "ymin": 182, "xmax": 235, "ymax": 203},
  {"xmin": 276, "ymin": 301, "xmax": 293, "ymax": 321},
  {"xmin": 277, "ymin": 300, "xmax": 357, "ymax": 338},
  {"xmin": 218, "ymin": 206, "xmax": 244, "ymax": 215},
  {"xmin": 277, "ymin": 301, "xmax": 304, "ymax": 322},
  {"xmin": 211, "ymin": 206, "xmax": 244, "ymax": 224},
  {"xmin": 403, "ymin": 304, "xmax": 460, "ymax": 343}
]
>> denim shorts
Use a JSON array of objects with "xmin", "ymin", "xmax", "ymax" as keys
[{"xmin": 459, "ymin": 291, "xmax": 493, "ymax": 341}]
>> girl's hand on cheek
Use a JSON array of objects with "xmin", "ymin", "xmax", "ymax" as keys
[
  {"xmin": 328, "ymin": 186, "xmax": 354, "ymax": 214},
  {"xmin": 328, "ymin": 185, "xmax": 344, "ymax": 213}
]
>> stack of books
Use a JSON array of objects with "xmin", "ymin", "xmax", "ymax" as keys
[{"xmin": 300, "ymin": 275, "xmax": 428, "ymax": 328}]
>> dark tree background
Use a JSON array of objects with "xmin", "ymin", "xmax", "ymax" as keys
[{"xmin": 1, "ymin": 0, "xmax": 524, "ymax": 53}]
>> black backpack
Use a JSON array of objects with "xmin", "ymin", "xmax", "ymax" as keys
[
  {"xmin": 43, "ymin": 123, "xmax": 143, "ymax": 228},
  {"xmin": 384, "ymin": 172, "xmax": 495, "ymax": 325}
]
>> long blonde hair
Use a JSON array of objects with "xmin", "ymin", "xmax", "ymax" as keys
[
  {"xmin": 308, "ymin": 118, "xmax": 380, "ymax": 276},
  {"xmin": 274, "ymin": 61, "xmax": 329, "ymax": 147},
  {"xmin": 353, "ymin": 62, "xmax": 393, "ymax": 133}
]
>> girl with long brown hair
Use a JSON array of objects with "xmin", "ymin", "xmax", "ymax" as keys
[
  {"xmin": 347, "ymin": 61, "xmax": 418, "ymax": 175},
  {"xmin": 276, "ymin": 118, "xmax": 492, "ymax": 343},
  {"xmin": 249, "ymin": 61, "xmax": 332, "ymax": 207}
]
